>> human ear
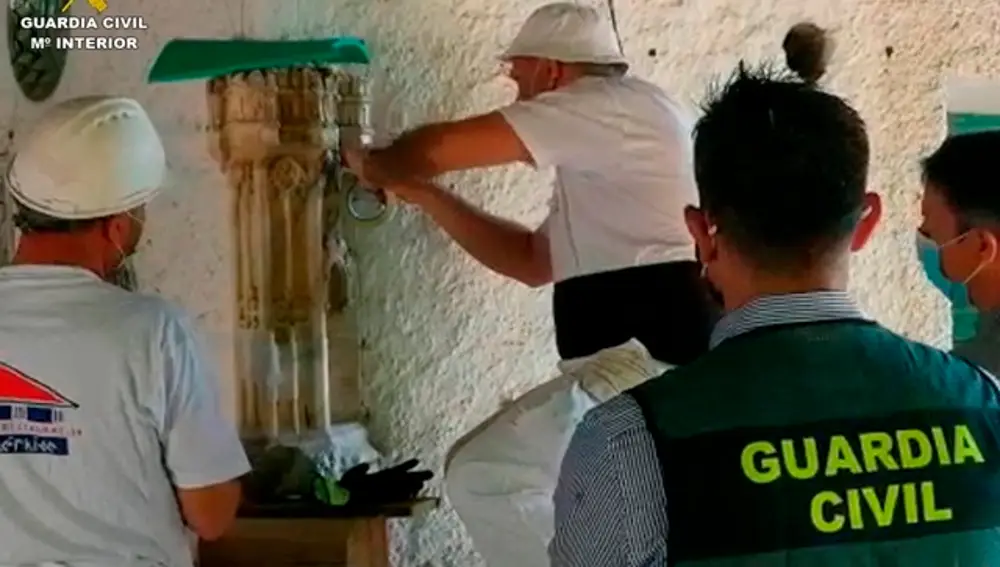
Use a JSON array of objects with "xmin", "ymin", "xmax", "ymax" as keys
[
  {"xmin": 684, "ymin": 205, "xmax": 717, "ymax": 263},
  {"xmin": 850, "ymin": 192, "xmax": 882, "ymax": 252}
]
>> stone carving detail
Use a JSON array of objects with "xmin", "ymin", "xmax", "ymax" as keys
[
  {"xmin": 268, "ymin": 156, "xmax": 307, "ymax": 193},
  {"xmin": 209, "ymin": 67, "xmax": 368, "ymax": 441}
]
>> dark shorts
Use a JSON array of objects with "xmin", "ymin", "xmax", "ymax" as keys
[{"xmin": 552, "ymin": 261, "xmax": 720, "ymax": 366}]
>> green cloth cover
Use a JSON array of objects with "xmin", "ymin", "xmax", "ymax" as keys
[{"xmin": 147, "ymin": 37, "xmax": 371, "ymax": 83}]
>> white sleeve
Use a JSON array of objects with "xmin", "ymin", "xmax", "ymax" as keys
[
  {"xmin": 499, "ymin": 86, "xmax": 620, "ymax": 169},
  {"xmin": 160, "ymin": 311, "xmax": 251, "ymax": 489}
]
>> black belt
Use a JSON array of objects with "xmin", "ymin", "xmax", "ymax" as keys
[{"xmin": 552, "ymin": 261, "xmax": 720, "ymax": 365}]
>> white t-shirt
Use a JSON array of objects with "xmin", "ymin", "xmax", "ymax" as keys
[
  {"xmin": 0, "ymin": 265, "xmax": 250, "ymax": 567},
  {"xmin": 499, "ymin": 75, "xmax": 699, "ymax": 283}
]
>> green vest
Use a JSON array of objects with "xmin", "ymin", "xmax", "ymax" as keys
[{"xmin": 629, "ymin": 319, "xmax": 1000, "ymax": 566}]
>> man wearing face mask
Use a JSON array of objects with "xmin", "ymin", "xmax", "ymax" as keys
[
  {"xmin": 0, "ymin": 96, "xmax": 250, "ymax": 567},
  {"xmin": 345, "ymin": 3, "xmax": 717, "ymax": 564},
  {"xmin": 917, "ymin": 131, "xmax": 1000, "ymax": 373},
  {"xmin": 552, "ymin": 61, "xmax": 1000, "ymax": 566}
]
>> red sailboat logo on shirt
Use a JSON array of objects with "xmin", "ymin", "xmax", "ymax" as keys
[{"xmin": 0, "ymin": 361, "xmax": 80, "ymax": 456}]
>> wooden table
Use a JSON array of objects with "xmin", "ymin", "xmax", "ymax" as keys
[{"xmin": 198, "ymin": 499, "xmax": 438, "ymax": 567}]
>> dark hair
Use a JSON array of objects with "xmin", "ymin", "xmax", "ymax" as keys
[
  {"xmin": 782, "ymin": 22, "xmax": 832, "ymax": 86},
  {"xmin": 921, "ymin": 131, "xmax": 1000, "ymax": 228},
  {"xmin": 692, "ymin": 31, "xmax": 868, "ymax": 271},
  {"xmin": 11, "ymin": 203, "xmax": 138, "ymax": 290},
  {"xmin": 12, "ymin": 205, "xmax": 103, "ymax": 233}
]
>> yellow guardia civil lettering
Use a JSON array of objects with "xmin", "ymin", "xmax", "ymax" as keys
[{"xmin": 740, "ymin": 426, "xmax": 985, "ymax": 533}]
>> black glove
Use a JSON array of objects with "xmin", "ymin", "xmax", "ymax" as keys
[
  {"xmin": 242, "ymin": 444, "xmax": 323, "ymax": 506},
  {"xmin": 338, "ymin": 458, "xmax": 434, "ymax": 505}
]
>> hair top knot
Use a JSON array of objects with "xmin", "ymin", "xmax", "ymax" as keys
[{"xmin": 783, "ymin": 22, "xmax": 832, "ymax": 84}]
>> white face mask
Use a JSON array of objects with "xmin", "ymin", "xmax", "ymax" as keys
[
  {"xmin": 106, "ymin": 211, "xmax": 144, "ymax": 291},
  {"xmin": 108, "ymin": 255, "xmax": 137, "ymax": 291}
]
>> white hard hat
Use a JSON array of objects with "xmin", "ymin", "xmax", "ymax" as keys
[
  {"xmin": 8, "ymin": 95, "xmax": 166, "ymax": 220},
  {"xmin": 501, "ymin": 2, "xmax": 627, "ymax": 66}
]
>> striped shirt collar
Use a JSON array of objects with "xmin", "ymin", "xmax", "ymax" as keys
[{"xmin": 710, "ymin": 290, "xmax": 868, "ymax": 349}]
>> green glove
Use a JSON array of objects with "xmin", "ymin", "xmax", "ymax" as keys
[{"xmin": 313, "ymin": 475, "xmax": 351, "ymax": 506}]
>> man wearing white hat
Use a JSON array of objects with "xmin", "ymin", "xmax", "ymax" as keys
[
  {"xmin": 346, "ymin": 2, "xmax": 717, "ymax": 565},
  {"xmin": 0, "ymin": 96, "xmax": 250, "ymax": 567}
]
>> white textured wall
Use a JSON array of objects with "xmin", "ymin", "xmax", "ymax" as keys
[{"xmin": 2, "ymin": 0, "xmax": 997, "ymax": 564}]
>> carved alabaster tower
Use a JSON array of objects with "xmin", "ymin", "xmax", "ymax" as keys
[
  {"xmin": 150, "ymin": 41, "xmax": 437, "ymax": 567},
  {"xmin": 206, "ymin": 66, "xmax": 372, "ymax": 447}
]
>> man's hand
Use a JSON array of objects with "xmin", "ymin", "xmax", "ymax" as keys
[
  {"xmin": 343, "ymin": 146, "xmax": 434, "ymax": 206},
  {"xmin": 341, "ymin": 113, "xmax": 531, "ymax": 182},
  {"xmin": 343, "ymin": 147, "xmax": 553, "ymax": 286},
  {"xmin": 343, "ymin": 147, "xmax": 389, "ymax": 186}
]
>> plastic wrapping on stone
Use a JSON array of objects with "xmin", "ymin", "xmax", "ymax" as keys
[
  {"xmin": 211, "ymin": 68, "xmax": 374, "ymax": 462},
  {"xmin": 301, "ymin": 422, "xmax": 381, "ymax": 478},
  {"xmin": 231, "ymin": 154, "xmax": 332, "ymax": 441}
]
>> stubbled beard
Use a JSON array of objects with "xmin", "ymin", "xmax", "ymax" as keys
[{"xmin": 108, "ymin": 258, "xmax": 137, "ymax": 291}]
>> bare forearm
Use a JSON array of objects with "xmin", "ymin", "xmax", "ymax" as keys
[
  {"xmin": 414, "ymin": 184, "xmax": 551, "ymax": 287},
  {"xmin": 370, "ymin": 125, "xmax": 449, "ymax": 180},
  {"xmin": 368, "ymin": 112, "xmax": 530, "ymax": 180}
]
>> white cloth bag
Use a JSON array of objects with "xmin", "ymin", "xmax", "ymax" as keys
[{"xmin": 444, "ymin": 339, "xmax": 670, "ymax": 566}]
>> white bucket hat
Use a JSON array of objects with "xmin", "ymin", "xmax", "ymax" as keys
[
  {"xmin": 501, "ymin": 2, "xmax": 627, "ymax": 66},
  {"xmin": 8, "ymin": 95, "xmax": 166, "ymax": 220}
]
